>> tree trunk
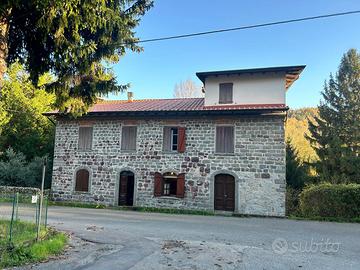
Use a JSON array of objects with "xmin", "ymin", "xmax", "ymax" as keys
[{"xmin": 0, "ymin": 17, "xmax": 9, "ymax": 83}]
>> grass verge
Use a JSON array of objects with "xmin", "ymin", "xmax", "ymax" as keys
[
  {"xmin": 49, "ymin": 201, "xmax": 214, "ymax": 216},
  {"xmin": 288, "ymin": 215, "xmax": 360, "ymax": 223},
  {"xmin": 0, "ymin": 220, "xmax": 67, "ymax": 268}
]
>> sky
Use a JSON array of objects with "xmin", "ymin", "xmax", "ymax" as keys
[{"xmin": 109, "ymin": 0, "xmax": 360, "ymax": 108}]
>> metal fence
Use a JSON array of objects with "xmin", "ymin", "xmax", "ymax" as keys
[{"xmin": 0, "ymin": 186, "xmax": 49, "ymax": 245}]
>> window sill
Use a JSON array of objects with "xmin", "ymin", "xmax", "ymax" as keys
[
  {"xmin": 73, "ymin": 191, "xmax": 91, "ymax": 195},
  {"xmin": 156, "ymin": 196, "xmax": 181, "ymax": 200},
  {"xmin": 120, "ymin": 149, "xmax": 137, "ymax": 153},
  {"xmin": 78, "ymin": 149, "xmax": 93, "ymax": 152},
  {"xmin": 162, "ymin": 151, "xmax": 181, "ymax": 154},
  {"xmin": 214, "ymin": 152, "xmax": 235, "ymax": 156}
]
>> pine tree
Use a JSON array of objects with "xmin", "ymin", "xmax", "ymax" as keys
[
  {"xmin": 307, "ymin": 49, "xmax": 360, "ymax": 183},
  {"xmin": 286, "ymin": 139, "xmax": 308, "ymax": 190},
  {"xmin": 0, "ymin": 1, "xmax": 153, "ymax": 115}
]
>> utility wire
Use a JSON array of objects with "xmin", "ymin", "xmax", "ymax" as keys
[{"xmin": 126, "ymin": 10, "xmax": 360, "ymax": 45}]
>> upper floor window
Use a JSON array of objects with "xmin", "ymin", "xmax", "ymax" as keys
[
  {"xmin": 163, "ymin": 126, "xmax": 186, "ymax": 153},
  {"xmin": 215, "ymin": 126, "xmax": 234, "ymax": 153},
  {"xmin": 121, "ymin": 126, "xmax": 137, "ymax": 151},
  {"xmin": 219, "ymin": 83, "xmax": 233, "ymax": 104},
  {"xmin": 75, "ymin": 169, "xmax": 90, "ymax": 192},
  {"xmin": 78, "ymin": 126, "xmax": 93, "ymax": 150}
]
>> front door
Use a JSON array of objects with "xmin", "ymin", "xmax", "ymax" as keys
[
  {"xmin": 214, "ymin": 174, "xmax": 235, "ymax": 211},
  {"xmin": 119, "ymin": 171, "xmax": 134, "ymax": 206}
]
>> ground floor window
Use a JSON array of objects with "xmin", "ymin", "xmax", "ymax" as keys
[{"xmin": 154, "ymin": 172, "xmax": 185, "ymax": 198}]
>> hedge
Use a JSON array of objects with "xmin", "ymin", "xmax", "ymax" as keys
[{"xmin": 300, "ymin": 183, "xmax": 360, "ymax": 218}]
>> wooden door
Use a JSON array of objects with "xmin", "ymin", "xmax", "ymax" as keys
[
  {"xmin": 214, "ymin": 174, "xmax": 235, "ymax": 211},
  {"xmin": 119, "ymin": 171, "xmax": 134, "ymax": 206}
]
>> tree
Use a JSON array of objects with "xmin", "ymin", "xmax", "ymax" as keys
[
  {"xmin": 286, "ymin": 139, "xmax": 308, "ymax": 190},
  {"xmin": 173, "ymin": 79, "xmax": 204, "ymax": 98},
  {"xmin": 0, "ymin": 62, "xmax": 55, "ymax": 160},
  {"xmin": 0, "ymin": 1, "xmax": 153, "ymax": 115},
  {"xmin": 0, "ymin": 148, "xmax": 51, "ymax": 188},
  {"xmin": 307, "ymin": 49, "xmax": 360, "ymax": 183}
]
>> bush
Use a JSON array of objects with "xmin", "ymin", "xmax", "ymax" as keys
[
  {"xmin": 286, "ymin": 187, "xmax": 301, "ymax": 216},
  {"xmin": 300, "ymin": 183, "xmax": 360, "ymax": 218}
]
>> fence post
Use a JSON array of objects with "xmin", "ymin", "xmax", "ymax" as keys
[
  {"xmin": 9, "ymin": 194, "xmax": 16, "ymax": 243},
  {"xmin": 15, "ymin": 192, "xmax": 19, "ymax": 221},
  {"xmin": 44, "ymin": 196, "xmax": 48, "ymax": 228},
  {"xmin": 37, "ymin": 157, "xmax": 47, "ymax": 241}
]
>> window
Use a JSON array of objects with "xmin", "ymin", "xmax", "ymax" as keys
[
  {"xmin": 216, "ymin": 126, "xmax": 234, "ymax": 153},
  {"xmin": 219, "ymin": 83, "xmax": 233, "ymax": 104},
  {"xmin": 154, "ymin": 172, "xmax": 185, "ymax": 198},
  {"xmin": 78, "ymin": 126, "xmax": 93, "ymax": 150},
  {"xmin": 75, "ymin": 169, "xmax": 90, "ymax": 192},
  {"xmin": 163, "ymin": 126, "xmax": 186, "ymax": 153},
  {"xmin": 121, "ymin": 126, "xmax": 137, "ymax": 151}
]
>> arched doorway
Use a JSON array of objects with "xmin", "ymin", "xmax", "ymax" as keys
[
  {"xmin": 119, "ymin": 171, "xmax": 135, "ymax": 206},
  {"xmin": 214, "ymin": 174, "xmax": 235, "ymax": 211}
]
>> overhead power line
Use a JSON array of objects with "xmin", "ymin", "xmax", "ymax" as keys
[{"xmin": 128, "ymin": 10, "xmax": 360, "ymax": 45}]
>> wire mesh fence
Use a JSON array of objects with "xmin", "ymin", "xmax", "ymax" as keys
[{"xmin": 0, "ymin": 186, "xmax": 49, "ymax": 246}]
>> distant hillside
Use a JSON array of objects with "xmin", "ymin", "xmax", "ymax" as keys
[{"xmin": 285, "ymin": 107, "xmax": 318, "ymax": 163}]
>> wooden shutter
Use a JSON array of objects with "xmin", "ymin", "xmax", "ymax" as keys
[
  {"xmin": 75, "ymin": 169, "xmax": 89, "ymax": 192},
  {"xmin": 79, "ymin": 127, "xmax": 93, "ymax": 150},
  {"xmin": 121, "ymin": 126, "xmax": 137, "ymax": 150},
  {"xmin": 154, "ymin": 172, "xmax": 163, "ymax": 197},
  {"xmin": 219, "ymin": 83, "xmax": 233, "ymax": 104},
  {"xmin": 163, "ymin": 127, "xmax": 171, "ymax": 151},
  {"xmin": 216, "ymin": 126, "xmax": 234, "ymax": 153},
  {"xmin": 177, "ymin": 127, "xmax": 186, "ymax": 153},
  {"xmin": 224, "ymin": 126, "xmax": 234, "ymax": 153},
  {"xmin": 176, "ymin": 173, "xmax": 185, "ymax": 198}
]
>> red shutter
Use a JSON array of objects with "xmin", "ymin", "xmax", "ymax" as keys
[
  {"xmin": 177, "ymin": 127, "xmax": 186, "ymax": 153},
  {"xmin": 176, "ymin": 173, "xmax": 185, "ymax": 198},
  {"xmin": 154, "ymin": 172, "xmax": 163, "ymax": 197}
]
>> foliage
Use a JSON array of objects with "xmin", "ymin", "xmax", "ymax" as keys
[
  {"xmin": 306, "ymin": 49, "xmax": 360, "ymax": 184},
  {"xmin": 0, "ymin": 220, "xmax": 67, "ymax": 268},
  {"xmin": 173, "ymin": 79, "xmax": 204, "ymax": 98},
  {"xmin": 286, "ymin": 107, "xmax": 318, "ymax": 164},
  {"xmin": 299, "ymin": 183, "xmax": 360, "ymax": 218},
  {"xmin": 1, "ymin": 0, "xmax": 153, "ymax": 115},
  {"xmin": 0, "ymin": 148, "xmax": 51, "ymax": 188},
  {"xmin": 286, "ymin": 139, "xmax": 309, "ymax": 190},
  {"xmin": 0, "ymin": 62, "xmax": 55, "ymax": 160},
  {"xmin": 285, "ymin": 187, "xmax": 301, "ymax": 216}
]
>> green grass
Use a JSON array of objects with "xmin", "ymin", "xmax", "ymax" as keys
[
  {"xmin": 288, "ymin": 215, "xmax": 360, "ymax": 223},
  {"xmin": 0, "ymin": 220, "xmax": 67, "ymax": 268},
  {"xmin": 49, "ymin": 201, "xmax": 214, "ymax": 216}
]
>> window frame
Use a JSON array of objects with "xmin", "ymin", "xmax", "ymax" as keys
[
  {"xmin": 78, "ymin": 126, "xmax": 93, "ymax": 151},
  {"xmin": 163, "ymin": 126, "xmax": 179, "ymax": 152},
  {"xmin": 121, "ymin": 125, "xmax": 137, "ymax": 151},
  {"xmin": 74, "ymin": 168, "xmax": 91, "ymax": 193},
  {"xmin": 215, "ymin": 125, "xmax": 235, "ymax": 154},
  {"xmin": 218, "ymin": 82, "xmax": 233, "ymax": 104},
  {"xmin": 162, "ymin": 173, "xmax": 178, "ymax": 196}
]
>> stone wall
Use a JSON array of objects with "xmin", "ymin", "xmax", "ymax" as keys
[{"xmin": 51, "ymin": 115, "xmax": 286, "ymax": 216}]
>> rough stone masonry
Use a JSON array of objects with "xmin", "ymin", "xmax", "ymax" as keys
[{"xmin": 51, "ymin": 115, "xmax": 285, "ymax": 217}]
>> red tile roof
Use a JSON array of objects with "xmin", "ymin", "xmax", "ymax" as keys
[
  {"xmin": 85, "ymin": 98, "xmax": 286, "ymax": 112},
  {"xmin": 45, "ymin": 98, "xmax": 287, "ymax": 115}
]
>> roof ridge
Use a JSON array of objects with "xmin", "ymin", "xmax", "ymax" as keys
[{"xmin": 99, "ymin": 97, "xmax": 204, "ymax": 103}]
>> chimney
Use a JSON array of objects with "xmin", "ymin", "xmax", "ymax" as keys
[{"xmin": 127, "ymin": 91, "xmax": 134, "ymax": 102}]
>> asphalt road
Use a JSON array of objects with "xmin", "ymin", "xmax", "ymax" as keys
[{"xmin": 3, "ymin": 206, "xmax": 360, "ymax": 270}]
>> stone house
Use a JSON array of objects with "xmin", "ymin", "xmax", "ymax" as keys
[{"xmin": 46, "ymin": 65, "xmax": 305, "ymax": 216}]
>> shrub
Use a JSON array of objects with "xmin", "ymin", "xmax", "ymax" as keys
[
  {"xmin": 299, "ymin": 183, "xmax": 360, "ymax": 218},
  {"xmin": 286, "ymin": 187, "xmax": 301, "ymax": 216}
]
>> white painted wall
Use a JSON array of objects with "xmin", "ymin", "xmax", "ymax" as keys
[{"xmin": 203, "ymin": 72, "xmax": 286, "ymax": 106}]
